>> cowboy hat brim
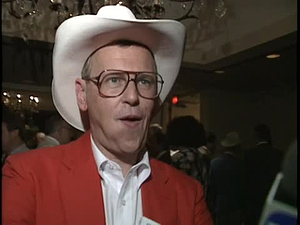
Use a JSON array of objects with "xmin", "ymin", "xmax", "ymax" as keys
[{"xmin": 52, "ymin": 5, "xmax": 186, "ymax": 131}]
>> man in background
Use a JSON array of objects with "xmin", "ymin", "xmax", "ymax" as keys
[
  {"xmin": 2, "ymin": 106, "xmax": 29, "ymax": 166},
  {"xmin": 244, "ymin": 123, "xmax": 284, "ymax": 225},
  {"xmin": 36, "ymin": 113, "xmax": 74, "ymax": 148},
  {"xmin": 207, "ymin": 131, "xmax": 245, "ymax": 225},
  {"xmin": 146, "ymin": 123, "xmax": 171, "ymax": 164}
]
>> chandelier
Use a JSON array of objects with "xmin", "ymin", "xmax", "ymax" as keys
[{"xmin": 2, "ymin": 0, "xmax": 228, "ymax": 42}]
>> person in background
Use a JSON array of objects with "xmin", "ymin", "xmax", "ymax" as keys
[
  {"xmin": 197, "ymin": 131, "xmax": 216, "ymax": 198},
  {"xmin": 35, "ymin": 113, "xmax": 74, "ymax": 149},
  {"xmin": 2, "ymin": 4, "xmax": 212, "ymax": 225},
  {"xmin": 146, "ymin": 123, "xmax": 171, "ymax": 164},
  {"xmin": 205, "ymin": 131, "xmax": 217, "ymax": 158},
  {"xmin": 244, "ymin": 123, "xmax": 284, "ymax": 225},
  {"xmin": 207, "ymin": 131, "xmax": 245, "ymax": 225},
  {"xmin": 279, "ymin": 139, "xmax": 297, "ymax": 208},
  {"xmin": 166, "ymin": 115, "xmax": 209, "ymax": 193},
  {"xmin": 258, "ymin": 139, "xmax": 297, "ymax": 225},
  {"xmin": 2, "ymin": 106, "xmax": 29, "ymax": 167}
]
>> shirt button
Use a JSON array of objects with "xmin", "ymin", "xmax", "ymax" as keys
[
  {"xmin": 122, "ymin": 200, "xmax": 126, "ymax": 206},
  {"xmin": 108, "ymin": 164, "xmax": 114, "ymax": 170}
]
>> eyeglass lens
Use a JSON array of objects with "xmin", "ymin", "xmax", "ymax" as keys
[{"xmin": 98, "ymin": 70, "xmax": 163, "ymax": 99}]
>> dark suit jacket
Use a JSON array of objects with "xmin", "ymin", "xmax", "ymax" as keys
[
  {"xmin": 244, "ymin": 142, "xmax": 283, "ymax": 225},
  {"xmin": 207, "ymin": 153, "xmax": 245, "ymax": 216},
  {"xmin": 2, "ymin": 131, "xmax": 212, "ymax": 225}
]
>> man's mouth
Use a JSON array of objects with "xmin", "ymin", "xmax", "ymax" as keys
[{"xmin": 119, "ymin": 115, "xmax": 142, "ymax": 127}]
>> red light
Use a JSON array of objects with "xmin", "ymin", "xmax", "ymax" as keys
[{"xmin": 172, "ymin": 96, "xmax": 179, "ymax": 105}]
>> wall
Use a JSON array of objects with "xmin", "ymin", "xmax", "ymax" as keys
[{"xmin": 200, "ymin": 88, "xmax": 297, "ymax": 153}]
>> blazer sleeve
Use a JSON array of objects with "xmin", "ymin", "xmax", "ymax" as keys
[
  {"xmin": 2, "ymin": 156, "xmax": 36, "ymax": 225},
  {"xmin": 194, "ymin": 180, "xmax": 214, "ymax": 225}
]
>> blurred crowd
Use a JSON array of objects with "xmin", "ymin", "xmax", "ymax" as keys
[
  {"xmin": 2, "ymin": 104, "xmax": 83, "ymax": 166},
  {"xmin": 146, "ymin": 115, "xmax": 295, "ymax": 225}
]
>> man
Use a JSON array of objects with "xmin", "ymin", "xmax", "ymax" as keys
[
  {"xmin": 207, "ymin": 131, "xmax": 245, "ymax": 225},
  {"xmin": 205, "ymin": 131, "xmax": 217, "ymax": 157},
  {"xmin": 244, "ymin": 124, "xmax": 283, "ymax": 225},
  {"xmin": 198, "ymin": 131, "xmax": 216, "ymax": 199},
  {"xmin": 36, "ymin": 113, "xmax": 74, "ymax": 148},
  {"xmin": 2, "ymin": 4, "xmax": 212, "ymax": 225},
  {"xmin": 146, "ymin": 123, "xmax": 171, "ymax": 164},
  {"xmin": 2, "ymin": 107, "xmax": 29, "ymax": 167}
]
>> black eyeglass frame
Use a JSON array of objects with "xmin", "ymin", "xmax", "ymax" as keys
[{"xmin": 82, "ymin": 69, "xmax": 164, "ymax": 100}]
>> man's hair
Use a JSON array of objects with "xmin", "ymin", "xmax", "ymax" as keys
[
  {"xmin": 81, "ymin": 40, "xmax": 156, "ymax": 79},
  {"xmin": 2, "ymin": 106, "xmax": 26, "ymax": 141},
  {"xmin": 254, "ymin": 123, "xmax": 272, "ymax": 143},
  {"xmin": 206, "ymin": 131, "xmax": 216, "ymax": 143},
  {"xmin": 44, "ymin": 113, "xmax": 65, "ymax": 135},
  {"xmin": 166, "ymin": 115, "xmax": 206, "ymax": 148}
]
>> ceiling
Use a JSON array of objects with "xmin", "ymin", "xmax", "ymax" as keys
[
  {"xmin": 173, "ymin": 31, "xmax": 297, "ymax": 96},
  {"xmin": 2, "ymin": 0, "xmax": 298, "ymax": 100}
]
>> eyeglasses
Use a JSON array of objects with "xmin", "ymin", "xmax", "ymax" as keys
[{"xmin": 83, "ymin": 69, "xmax": 164, "ymax": 99}]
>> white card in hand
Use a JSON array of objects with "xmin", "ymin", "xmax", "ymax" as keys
[{"xmin": 139, "ymin": 216, "xmax": 160, "ymax": 225}]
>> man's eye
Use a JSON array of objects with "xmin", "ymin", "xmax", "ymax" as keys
[
  {"xmin": 103, "ymin": 75, "xmax": 126, "ymax": 84},
  {"xmin": 138, "ymin": 75, "xmax": 155, "ymax": 86},
  {"xmin": 109, "ymin": 77, "xmax": 121, "ymax": 83},
  {"xmin": 139, "ymin": 79, "xmax": 151, "ymax": 85}
]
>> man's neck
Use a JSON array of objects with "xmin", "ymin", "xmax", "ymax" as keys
[
  {"xmin": 95, "ymin": 142, "xmax": 142, "ymax": 177},
  {"xmin": 106, "ymin": 151, "xmax": 141, "ymax": 177},
  {"xmin": 9, "ymin": 139, "xmax": 25, "ymax": 154}
]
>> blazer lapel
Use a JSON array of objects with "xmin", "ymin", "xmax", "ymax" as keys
[
  {"xmin": 59, "ymin": 132, "xmax": 106, "ymax": 225},
  {"xmin": 142, "ymin": 160, "xmax": 177, "ymax": 225}
]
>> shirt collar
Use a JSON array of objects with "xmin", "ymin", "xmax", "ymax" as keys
[
  {"xmin": 47, "ymin": 135, "xmax": 60, "ymax": 145},
  {"xmin": 11, "ymin": 143, "xmax": 29, "ymax": 155},
  {"xmin": 224, "ymin": 151, "xmax": 235, "ymax": 156},
  {"xmin": 90, "ymin": 133, "xmax": 151, "ymax": 175},
  {"xmin": 257, "ymin": 141, "xmax": 269, "ymax": 146}
]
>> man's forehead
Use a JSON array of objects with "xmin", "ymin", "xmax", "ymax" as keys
[
  {"xmin": 92, "ymin": 43, "xmax": 153, "ymax": 57},
  {"xmin": 89, "ymin": 44, "xmax": 156, "ymax": 70}
]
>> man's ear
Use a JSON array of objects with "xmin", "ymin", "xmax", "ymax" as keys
[
  {"xmin": 75, "ymin": 78, "xmax": 88, "ymax": 111},
  {"xmin": 10, "ymin": 129, "xmax": 19, "ymax": 139}
]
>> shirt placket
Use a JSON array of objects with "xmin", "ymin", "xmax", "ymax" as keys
[{"xmin": 116, "ymin": 168, "xmax": 139, "ymax": 225}]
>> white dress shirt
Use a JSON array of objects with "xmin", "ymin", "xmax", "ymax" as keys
[{"xmin": 91, "ymin": 134, "xmax": 151, "ymax": 225}]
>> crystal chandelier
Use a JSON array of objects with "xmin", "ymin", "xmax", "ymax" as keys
[{"xmin": 2, "ymin": 0, "xmax": 228, "ymax": 42}]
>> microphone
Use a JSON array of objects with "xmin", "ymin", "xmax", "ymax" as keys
[{"xmin": 258, "ymin": 140, "xmax": 297, "ymax": 225}]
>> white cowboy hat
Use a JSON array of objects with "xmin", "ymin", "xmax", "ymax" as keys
[
  {"xmin": 220, "ymin": 131, "xmax": 241, "ymax": 147},
  {"xmin": 52, "ymin": 4, "xmax": 186, "ymax": 131}
]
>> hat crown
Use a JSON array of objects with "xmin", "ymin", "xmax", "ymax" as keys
[
  {"xmin": 226, "ymin": 132, "xmax": 240, "ymax": 142},
  {"xmin": 221, "ymin": 131, "xmax": 241, "ymax": 147},
  {"xmin": 97, "ymin": 5, "xmax": 136, "ymax": 20}
]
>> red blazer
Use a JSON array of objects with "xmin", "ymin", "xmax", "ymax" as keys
[{"xmin": 2, "ymin": 131, "xmax": 213, "ymax": 225}]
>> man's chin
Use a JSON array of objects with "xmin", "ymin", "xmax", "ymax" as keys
[{"xmin": 120, "ymin": 145, "xmax": 142, "ymax": 155}]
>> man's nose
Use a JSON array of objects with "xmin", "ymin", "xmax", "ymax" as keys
[{"xmin": 121, "ymin": 80, "xmax": 139, "ymax": 106}]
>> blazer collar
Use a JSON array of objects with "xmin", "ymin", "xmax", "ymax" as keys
[
  {"xmin": 59, "ymin": 131, "xmax": 94, "ymax": 170},
  {"xmin": 59, "ymin": 131, "xmax": 106, "ymax": 224},
  {"xmin": 142, "ymin": 159, "xmax": 176, "ymax": 224}
]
